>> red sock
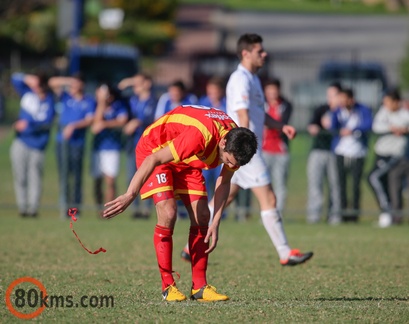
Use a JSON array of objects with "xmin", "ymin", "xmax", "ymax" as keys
[
  {"xmin": 189, "ymin": 226, "xmax": 209, "ymax": 290},
  {"xmin": 153, "ymin": 225, "xmax": 174, "ymax": 290}
]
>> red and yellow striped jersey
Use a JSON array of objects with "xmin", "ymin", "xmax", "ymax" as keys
[{"xmin": 137, "ymin": 105, "xmax": 238, "ymax": 170}]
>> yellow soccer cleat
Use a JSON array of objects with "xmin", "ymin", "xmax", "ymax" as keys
[
  {"xmin": 190, "ymin": 285, "xmax": 229, "ymax": 302},
  {"xmin": 162, "ymin": 285, "xmax": 187, "ymax": 302}
]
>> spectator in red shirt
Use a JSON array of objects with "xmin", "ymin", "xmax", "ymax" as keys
[{"xmin": 262, "ymin": 79, "xmax": 293, "ymax": 213}]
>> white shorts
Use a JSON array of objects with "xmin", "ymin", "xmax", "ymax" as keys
[
  {"xmin": 91, "ymin": 150, "xmax": 120, "ymax": 178},
  {"xmin": 231, "ymin": 150, "xmax": 271, "ymax": 189}
]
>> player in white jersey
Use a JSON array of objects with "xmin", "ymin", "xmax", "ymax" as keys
[
  {"xmin": 226, "ymin": 34, "xmax": 313, "ymax": 266},
  {"xmin": 180, "ymin": 34, "xmax": 313, "ymax": 266}
]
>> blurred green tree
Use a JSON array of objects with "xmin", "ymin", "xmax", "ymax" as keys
[
  {"xmin": 0, "ymin": 0, "xmax": 178, "ymax": 56},
  {"xmin": 0, "ymin": 0, "xmax": 60, "ymax": 55},
  {"xmin": 82, "ymin": 0, "xmax": 178, "ymax": 55}
]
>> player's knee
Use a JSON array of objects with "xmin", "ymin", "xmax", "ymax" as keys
[
  {"xmin": 163, "ymin": 206, "xmax": 178, "ymax": 221},
  {"xmin": 155, "ymin": 200, "xmax": 177, "ymax": 224}
]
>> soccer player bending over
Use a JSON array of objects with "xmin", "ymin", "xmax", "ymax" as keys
[{"xmin": 103, "ymin": 105, "xmax": 257, "ymax": 302}]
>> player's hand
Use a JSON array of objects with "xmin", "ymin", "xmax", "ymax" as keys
[
  {"xmin": 96, "ymin": 85, "xmax": 109, "ymax": 103},
  {"xmin": 117, "ymin": 80, "xmax": 127, "ymax": 91},
  {"xmin": 390, "ymin": 126, "xmax": 407, "ymax": 136},
  {"xmin": 340, "ymin": 128, "xmax": 352, "ymax": 136},
  {"xmin": 14, "ymin": 119, "xmax": 28, "ymax": 132},
  {"xmin": 102, "ymin": 193, "xmax": 134, "ymax": 219},
  {"xmin": 91, "ymin": 121, "xmax": 105, "ymax": 134},
  {"xmin": 204, "ymin": 224, "xmax": 219, "ymax": 254},
  {"xmin": 307, "ymin": 124, "xmax": 320, "ymax": 136},
  {"xmin": 123, "ymin": 119, "xmax": 142, "ymax": 135},
  {"xmin": 282, "ymin": 125, "xmax": 297, "ymax": 140},
  {"xmin": 321, "ymin": 113, "xmax": 332, "ymax": 130},
  {"xmin": 63, "ymin": 124, "xmax": 75, "ymax": 140}
]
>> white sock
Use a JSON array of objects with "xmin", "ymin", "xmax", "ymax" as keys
[{"xmin": 260, "ymin": 209, "xmax": 291, "ymax": 260}]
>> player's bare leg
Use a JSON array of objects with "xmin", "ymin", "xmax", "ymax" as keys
[
  {"xmin": 94, "ymin": 177, "xmax": 104, "ymax": 217},
  {"xmin": 104, "ymin": 175, "xmax": 116, "ymax": 203},
  {"xmin": 155, "ymin": 198, "xmax": 177, "ymax": 228},
  {"xmin": 94, "ymin": 177, "xmax": 103, "ymax": 205}
]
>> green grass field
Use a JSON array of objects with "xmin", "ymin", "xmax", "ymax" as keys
[
  {"xmin": 1, "ymin": 125, "xmax": 409, "ymax": 322},
  {"xmin": 1, "ymin": 213, "xmax": 409, "ymax": 322}
]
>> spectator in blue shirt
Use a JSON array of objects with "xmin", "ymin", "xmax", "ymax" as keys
[
  {"xmin": 118, "ymin": 73, "xmax": 157, "ymax": 218},
  {"xmin": 91, "ymin": 84, "xmax": 128, "ymax": 210},
  {"xmin": 198, "ymin": 77, "xmax": 226, "ymax": 112},
  {"xmin": 154, "ymin": 80, "xmax": 197, "ymax": 120},
  {"xmin": 49, "ymin": 73, "xmax": 96, "ymax": 218},
  {"xmin": 198, "ymin": 77, "xmax": 227, "ymax": 199},
  {"xmin": 10, "ymin": 72, "xmax": 55, "ymax": 217},
  {"xmin": 331, "ymin": 88, "xmax": 372, "ymax": 222}
]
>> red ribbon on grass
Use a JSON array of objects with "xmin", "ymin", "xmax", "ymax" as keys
[{"xmin": 68, "ymin": 208, "xmax": 106, "ymax": 255}]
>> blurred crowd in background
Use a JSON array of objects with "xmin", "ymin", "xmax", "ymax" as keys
[
  {"xmin": 7, "ymin": 66, "xmax": 409, "ymax": 228},
  {"xmin": 1, "ymin": 1, "xmax": 409, "ymax": 228}
]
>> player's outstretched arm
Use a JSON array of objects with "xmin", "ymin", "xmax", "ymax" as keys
[
  {"xmin": 103, "ymin": 146, "xmax": 174, "ymax": 219},
  {"xmin": 48, "ymin": 76, "xmax": 74, "ymax": 96},
  {"xmin": 117, "ymin": 76, "xmax": 136, "ymax": 90},
  {"xmin": 205, "ymin": 166, "xmax": 234, "ymax": 253}
]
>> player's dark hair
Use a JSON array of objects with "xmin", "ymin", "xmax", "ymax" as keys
[
  {"xmin": 224, "ymin": 127, "xmax": 258, "ymax": 166},
  {"xmin": 340, "ymin": 88, "xmax": 354, "ymax": 99},
  {"xmin": 207, "ymin": 76, "xmax": 225, "ymax": 89},
  {"xmin": 99, "ymin": 83, "xmax": 120, "ymax": 102},
  {"xmin": 385, "ymin": 88, "xmax": 401, "ymax": 101},
  {"xmin": 329, "ymin": 81, "xmax": 342, "ymax": 92},
  {"xmin": 170, "ymin": 80, "xmax": 186, "ymax": 92},
  {"xmin": 72, "ymin": 71, "xmax": 85, "ymax": 83},
  {"xmin": 264, "ymin": 78, "xmax": 281, "ymax": 90},
  {"xmin": 35, "ymin": 70, "xmax": 49, "ymax": 92},
  {"xmin": 140, "ymin": 72, "xmax": 152, "ymax": 83},
  {"xmin": 237, "ymin": 33, "xmax": 263, "ymax": 60}
]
